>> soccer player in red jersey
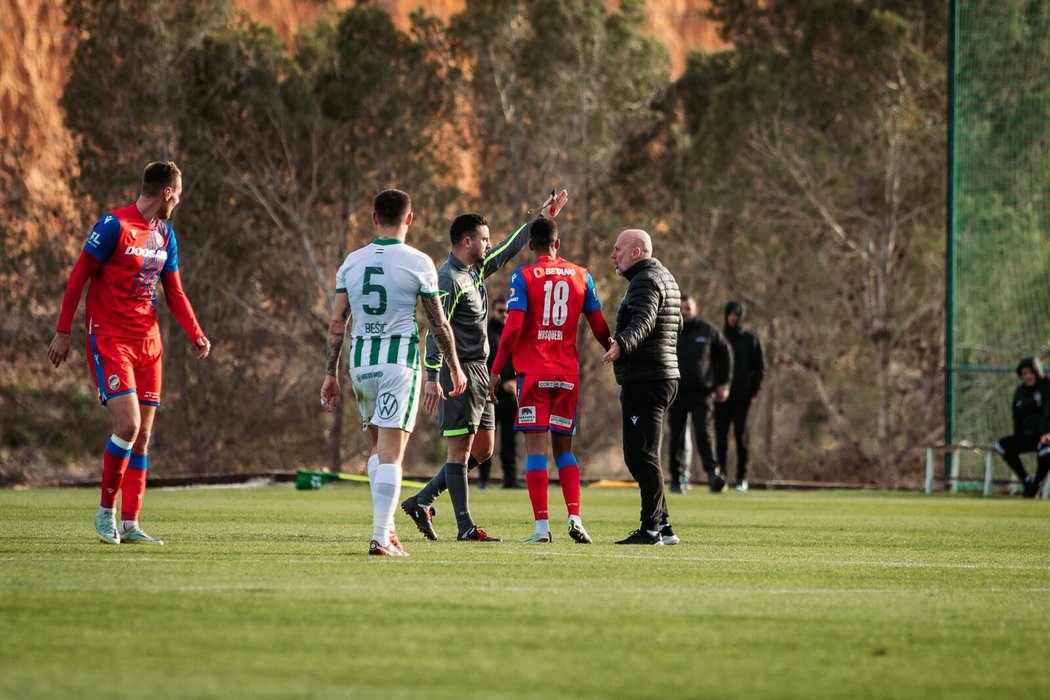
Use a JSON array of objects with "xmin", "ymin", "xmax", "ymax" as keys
[
  {"xmin": 488, "ymin": 217, "xmax": 611, "ymax": 543},
  {"xmin": 47, "ymin": 161, "xmax": 211, "ymax": 545}
]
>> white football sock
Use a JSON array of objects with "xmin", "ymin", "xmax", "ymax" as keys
[
  {"xmin": 535, "ymin": 519, "xmax": 550, "ymax": 537},
  {"xmin": 568, "ymin": 514, "xmax": 582, "ymax": 527},
  {"xmin": 119, "ymin": 519, "xmax": 138, "ymax": 533},
  {"xmin": 371, "ymin": 463, "xmax": 402, "ymax": 545}
]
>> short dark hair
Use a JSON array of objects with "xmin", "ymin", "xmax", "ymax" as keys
[
  {"xmin": 529, "ymin": 217, "xmax": 558, "ymax": 248},
  {"xmin": 141, "ymin": 161, "xmax": 181, "ymax": 196},
  {"xmin": 450, "ymin": 213, "xmax": 488, "ymax": 246},
  {"xmin": 681, "ymin": 293, "xmax": 694, "ymax": 304},
  {"xmin": 373, "ymin": 189, "xmax": 411, "ymax": 226}
]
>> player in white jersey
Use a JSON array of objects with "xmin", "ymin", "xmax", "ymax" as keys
[{"xmin": 320, "ymin": 189, "xmax": 466, "ymax": 556}]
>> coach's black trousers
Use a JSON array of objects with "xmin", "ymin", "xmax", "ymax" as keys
[
  {"xmin": 668, "ymin": 389, "xmax": 717, "ymax": 485},
  {"xmin": 620, "ymin": 379, "xmax": 678, "ymax": 531}
]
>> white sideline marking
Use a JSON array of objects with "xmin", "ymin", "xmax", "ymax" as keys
[
  {"xmin": 522, "ymin": 551, "xmax": 1050, "ymax": 571},
  {"xmin": 6, "ymin": 582, "xmax": 1049, "ymax": 595},
  {"xmin": 155, "ymin": 478, "xmax": 275, "ymax": 491},
  {"xmin": 2, "ymin": 553, "xmax": 1048, "ymax": 571}
]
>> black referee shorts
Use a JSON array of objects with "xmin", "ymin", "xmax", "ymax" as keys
[{"xmin": 438, "ymin": 360, "xmax": 496, "ymax": 437}]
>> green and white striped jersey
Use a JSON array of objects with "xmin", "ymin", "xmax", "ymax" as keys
[{"xmin": 335, "ymin": 237, "xmax": 440, "ymax": 370}]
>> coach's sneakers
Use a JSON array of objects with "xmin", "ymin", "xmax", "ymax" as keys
[
  {"xmin": 401, "ymin": 496, "xmax": 438, "ymax": 540},
  {"xmin": 734, "ymin": 480, "xmax": 749, "ymax": 493},
  {"xmin": 1023, "ymin": 476, "xmax": 1039, "ymax": 498},
  {"xmin": 522, "ymin": 532, "xmax": 552, "ymax": 544},
  {"xmin": 369, "ymin": 539, "xmax": 407, "ymax": 556},
  {"xmin": 659, "ymin": 524, "xmax": 680, "ymax": 546},
  {"xmin": 615, "ymin": 529, "xmax": 664, "ymax": 546},
  {"xmin": 119, "ymin": 523, "xmax": 165, "ymax": 545},
  {"xmin": 95, "ymin": 508, "xmax": 120, "ymax": 545},
  {"xmin": 567, "ymin": 521, "xmax": 592, "ymax": 544},
  {"xmin": 708, "ymin": 469, "xmax": 726, "ymax": 493},
  {"xmin": 458, "ymin": 526, "xmax": 501, "ymax": 542}
]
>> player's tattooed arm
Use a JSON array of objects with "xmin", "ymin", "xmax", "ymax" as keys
[
  {"xmin": 421, "ymin": 295, "xmax": 467, "ymax": 400},
  {"xmin": 321, "ymin": 292, "xmax": 350, "ymax": 412},
  {"xmin": 325, "ymin": 300, "xmax": 351, "ymax": 376}
]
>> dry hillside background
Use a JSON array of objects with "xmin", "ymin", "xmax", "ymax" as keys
[
  {"xmin": 1, "ymin": 0, "xmax": 720, "ymax": 216},
  {"xmin": 0, "ymin": 0, "xmax": 727, "ymax": 483},
  {"xmin": 0, "ymin": 0, "xmax": 947, "ymax": 487}
]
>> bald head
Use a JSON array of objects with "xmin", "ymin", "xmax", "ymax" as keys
[
  {"xmin": 619, "ymin": 229, "xmax": 652, "ymax": 255},
  {"xmin": 611, "ymin": 228, "xmax": 653, "ymax": 276}
]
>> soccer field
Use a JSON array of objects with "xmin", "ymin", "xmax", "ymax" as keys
[{"xmin": 1, "ymin": 486, "xmax": 1047, "ymax": 699}]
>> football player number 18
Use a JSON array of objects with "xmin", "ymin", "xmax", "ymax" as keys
[
  {"xmin": 362, "ymin": 266, "xmax": 387, "ymax": 315},
  {"xmin": 541, "ymin": 280, "xmax": 570, "ymax": 327}
]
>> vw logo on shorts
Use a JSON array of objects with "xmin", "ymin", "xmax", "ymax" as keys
[
  {"xmin": 376, "ymin": 393, "xmax": 398, "ymax": 420},
  {"xmin": 107, "ymin": 375, "xmax": 120, "ymax": 391}
]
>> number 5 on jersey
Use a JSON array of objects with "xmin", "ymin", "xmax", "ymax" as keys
[{"xmin": 363, "ymin": 266, "xmax": 387, "ymax": 315}]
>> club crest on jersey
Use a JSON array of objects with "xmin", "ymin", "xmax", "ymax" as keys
[
  {"xmin": 518, "ymin": 406, "xmax": 537, "ymax": 424},
  {"xmin": 107, "ymin": 375, "xmax": 120, "ymax": 391},
  {"xmin": 533, "ymin": 268, "xmax": 545, "ymax": 278}
]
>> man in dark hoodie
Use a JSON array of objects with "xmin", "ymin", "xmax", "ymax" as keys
[
  {"xmin": 667, "ymin": 295, "xmax": 733, "ymax": 494},
  {"xmin": 715, "ymin": 300, "xmax": 765, "ymax": 492},
  {"xmin": 994, "ymin": 356, "xmax": 1050, "ymax": 498}
]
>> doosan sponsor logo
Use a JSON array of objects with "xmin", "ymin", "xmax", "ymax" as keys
[{"xmin": 125, "ymin": 246, "xmax": 168, "ymax": 260}]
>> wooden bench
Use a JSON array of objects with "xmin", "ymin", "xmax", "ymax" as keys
[{"xmin": 924, "ymin": 444, "xmax": 1050, "ymax": 497}]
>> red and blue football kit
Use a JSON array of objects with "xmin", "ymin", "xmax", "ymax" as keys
[
  {"xmin": 491, "ymin": 254, "xmax": 610, "ymax": 526},
  {"xmin": 490, "ymin": 255, "xmax": 611, "ymax": 434},
  {"xmin": 56, "ymin": 204, "xmax": 205, "ymax": 406}
]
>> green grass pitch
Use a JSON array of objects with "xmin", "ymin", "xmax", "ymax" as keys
[{"xmin": 1, "ymin": 485, "xmax": 1048, "ymax": 699}]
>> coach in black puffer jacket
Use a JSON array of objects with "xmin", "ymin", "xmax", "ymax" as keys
[
  {"xmin": 610, "ymin": 259, "xmax": 682, "ymax": 385},
  {"xmin": 603, "ymin": 228, "xmax": 683, "ymax": 545}
]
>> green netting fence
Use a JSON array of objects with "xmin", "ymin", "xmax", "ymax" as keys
[{"xmin": 948, "ymin": 0, "xmax": 1050, "ymax": 487}]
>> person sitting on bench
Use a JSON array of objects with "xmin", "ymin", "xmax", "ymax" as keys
[{"xmin": 994, "ymin": 356, "xmax": 1050, "ymax": 498}]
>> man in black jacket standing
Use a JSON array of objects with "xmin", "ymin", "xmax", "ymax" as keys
[
  {"xmin": 715, "ymin": 300, "xmax": 765, "ymax": 492},
  {"xmin": 603, "ymin": 229, "xmax": 683, "ymax": 545},
  {"xmin": 668, "ymin": 295, "xmax": 733, "ymax": 494},
  {"xmin": 995, "ymin": 356, "xmax": 1050, "ymax": 498}
]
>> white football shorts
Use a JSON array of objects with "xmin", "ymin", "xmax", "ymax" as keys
[{"xmin": 349, "ymin": 363, "xmax": 422, "ymax": 432}]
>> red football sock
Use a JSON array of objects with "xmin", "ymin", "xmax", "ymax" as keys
[
  {"xmin": 558, "ymin": 464, "xmax": 582, "ymax": 517},
  {"xmin": 526, "ymin": 469, "xmax": 550, "ymax": 521},
  {"xmin": 120, "ymin": 453, "xmax": 148, "ymax": 521},
  {"xmin": 100, "ymin": 435, "xmax": 132, "ymax": 509}
]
